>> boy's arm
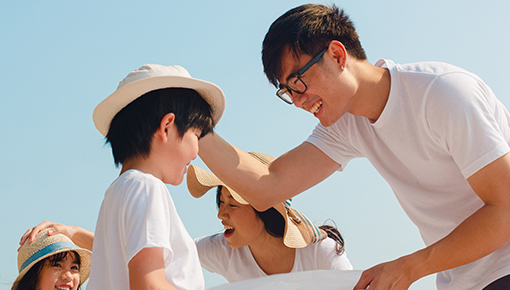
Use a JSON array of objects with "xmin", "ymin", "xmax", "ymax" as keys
[
  {"xmin": 199, "ymin": 133, "xmax": 340, "ymax": 211},
  {"xmin": 19, "ymin": 221, "xmax": 94, "ymax": 251},
  {"xmin": 129, "ymin": 247, "xmax": 177, "ymax": 290},
  {"xmin": 354, "ymin": 153, "xmax": 510, "ymax": 290}
]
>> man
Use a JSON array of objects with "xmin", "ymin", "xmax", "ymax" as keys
[{"xmin": 199, "ymin": 4, "xmax": 510, "ymax": 290}]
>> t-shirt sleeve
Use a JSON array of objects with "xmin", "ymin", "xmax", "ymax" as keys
[
  {"xmin": 121, "ymin": 178, "xmax": 174, "ymax": 265},
  {"xmin": 424, "ymin": 72, "xmax": 510, "ymax": 178},
  {"xmin": 306, "ymin": 120, "xmax": 363, "ymax": 171},
  {"xmin": 195, "ymin": 234, "xmax": 229, "ymax": 275},
  {"xmin": 314, "ymin": 238, "xmax": 353, "ymax": 271}
]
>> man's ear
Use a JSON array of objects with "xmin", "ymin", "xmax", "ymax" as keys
[
  {"xmin": 327, "ymin": 40, "xmax": 347, "ymax": 70},
  {"xmin": 156, "ymin": 112, "xmax": 176, "ymax": 142}
]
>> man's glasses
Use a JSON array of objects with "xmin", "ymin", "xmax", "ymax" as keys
[{"xmin": 276, "ymin": 48, "xmax": 327, "ymax": 104}]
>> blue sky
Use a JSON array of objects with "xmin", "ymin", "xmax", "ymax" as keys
[{"xmin": 1, "ymin": 1, "xmax": 509, "ymax": 289}]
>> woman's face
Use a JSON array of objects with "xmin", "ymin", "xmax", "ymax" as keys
[
  {"xmin": 36, "ymin": 252, "xmax": 80, "ymax": 290},
  {"xmin": 217, "ymin": 187, "xmax": 266, "ymax": 248}
]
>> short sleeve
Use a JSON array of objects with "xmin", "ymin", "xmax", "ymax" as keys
[
  {"xmin": 315, "ymin": 238, "xmax": 353, "ymax": 271},
  {"xmin": 121, "ymin": 177, "xmax": 173, "ymax": 265},
  {"xmin": 195, "ymin": 234, "xmax": 229, "ymax": 275},
  {"xmin": 306, "ymin": 119, "xmax": 363, "ymax": 171},
  {"xmin": 424, "ymin": 72, "xmax": 510, "ymax": 178}
]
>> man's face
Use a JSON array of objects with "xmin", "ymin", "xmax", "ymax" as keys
[{"xmin": 277, "ymin": 46, "xmax": 356, "ymax": 127}]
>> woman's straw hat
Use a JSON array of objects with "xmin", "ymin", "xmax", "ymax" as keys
[
  {"xmin": 187, "ymin": 152, "xmax": 327, "ymax": 248},
  {"xmin": 12, "ymin": 229, "xmax": 92, "ymax": 289}
]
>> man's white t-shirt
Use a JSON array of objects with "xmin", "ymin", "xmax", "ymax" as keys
[
  {"xmin": 87, "ymin": 170, "xmax": 204, "ymax": 290},
  {"xmin": 195, "ymin": 233, "xmax": 353, "ymax": 283},
  {"xmin": 306, "ymin": 60, "xmax": 510, "ymax": 290}
]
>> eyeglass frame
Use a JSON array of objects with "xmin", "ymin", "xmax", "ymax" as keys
[{"xmin": 276, "ymin": 48, "xmax": 327, "ymax": 104}]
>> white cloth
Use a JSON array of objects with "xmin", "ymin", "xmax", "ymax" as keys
[
  {"xmin": 208, "ymin": 269, "xmax": 363, "ymax": 290},
  {"xmin": 195, "ymin": 233, "xmax": 353, "ymax": 283},
  {"xmin": 306, "ymin": 59, "xmax": 510, "ymax": 290},
  {"xmin": 87, "ymin": 170, "xmax": 204, "ymax": 290}
]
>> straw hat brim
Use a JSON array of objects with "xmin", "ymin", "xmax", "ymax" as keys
[
  {"xmin": 187, "ymin": 164, "xmax": 248, "ymax": 204},
  {"xmin": 274, "ymin": 203, "xmax": 328, "ymax": 248},
  {"xmin": 93, "ymin": 75, "xmax": 225, "ymax": 137}
]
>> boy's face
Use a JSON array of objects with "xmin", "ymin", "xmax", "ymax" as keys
[{"xmin": 160, "ymin": 126, "xmax": 202, "ymax": 186}]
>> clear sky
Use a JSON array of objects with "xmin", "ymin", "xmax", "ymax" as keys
[{"xmin": 1, "ymin": 1, "xmax": 509, "ymax": 289}]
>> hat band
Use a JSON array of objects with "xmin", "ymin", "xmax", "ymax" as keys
[
  {"xmin": 20, "ymin": 241, "xmax": 77, "ymax": 273},
  {"xmin": 293, "ymin": 209, "xmax": 327, "ymax": 243}
]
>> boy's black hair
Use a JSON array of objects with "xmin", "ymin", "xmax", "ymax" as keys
[
  {"xmin": 262, "ymin": 4, "xmax": 367, "ymax": 87},
  {"xmin": 12, "ymin": 251, "xmax": 82, "ymax": 290},
  {"xmin": 106, "ymin": 88, "xmax": 214, "ymax": 166}
]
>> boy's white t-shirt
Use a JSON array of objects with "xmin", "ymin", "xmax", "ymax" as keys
[
  {"xmin": 306, "ymin": 59, "xmax": 510, "ymax": 290},
  {"xmin": 86, "ymin": 169, "xmax": 204, "ymax": 290},
  {"xmin": 195, "ymin": 233, "xmax": 353, "ymax": 283}
]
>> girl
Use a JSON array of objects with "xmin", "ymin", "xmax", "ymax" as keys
[{"xmin": 13, "ymin": 228, "xmax": 91, "ymax": 290}]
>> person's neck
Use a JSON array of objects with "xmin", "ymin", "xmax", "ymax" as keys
[
  {"xmin": 248, "ymin": 234, "xmax": 296, "ymax": 275},
  {"xmin": 348, "ymin": 60, "xmax": 391, "ymax": 122},
  {"xmin": 120, "ymin": 156, "xmax": 161, "ymax": 180}
]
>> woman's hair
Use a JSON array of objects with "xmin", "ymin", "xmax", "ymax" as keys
[
  {"xmin": 319, "ymin": 223, "xmax": 345, "ymax": 255},
  {"xmin": 12, "ymin": 251, "xmax": 82, "ymax": 290},
  {"xmin": 216, "ymin": 186, "xmax": 345, "ymax": 254}
]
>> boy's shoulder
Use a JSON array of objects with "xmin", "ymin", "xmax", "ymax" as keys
[{"xmin": 107, "ymin": 169, "xmax": 169, "ymax": 200}]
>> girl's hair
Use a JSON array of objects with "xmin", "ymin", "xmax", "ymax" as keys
[
  {"xmin": 216, "ymin": 186, "xmax": 345, "ymax": 254},
  {"xmin": 12, "ymin": 251, "xmax": 82, "ymax": 290}
]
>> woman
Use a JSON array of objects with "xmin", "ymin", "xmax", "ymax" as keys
[
  {"xmin": 13, "ymin": 228, "xmax": 91, "ymax": 290},
  {"xmin": 187, "ymin": 152, "xmax": 352, "ymax": 282},
  {"xmin": 20, "ymin": 153, "xmax": 352, "ymax": 284}
]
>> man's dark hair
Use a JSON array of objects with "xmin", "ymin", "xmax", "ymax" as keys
[
  {"xmin": 106, "ymin": 88, "xmax": 214, "ymax": 166},
  {"xmin": 262, "ymin": 4, "xmax": 367, "ymax": 87}
]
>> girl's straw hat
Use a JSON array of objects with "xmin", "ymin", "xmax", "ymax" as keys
[
  {"xmin": 187, "ymin": 152, "xmax": 327, "ymax": 248},
  {"xmin": 13, "ymin": 229, "xmax": 92, "ymax": 289}
]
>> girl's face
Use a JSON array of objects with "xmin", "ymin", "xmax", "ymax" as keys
[
  {"xmin": 36, "ymin": 252, "xmax": 80, "ymax": 290},
  {"xmin": 217, "ymin": 188, "xmax": 266, "ymax": 249}
]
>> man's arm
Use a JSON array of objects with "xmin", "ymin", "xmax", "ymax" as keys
[
  {"xmin": 199, "ymin": 133, "xmax": 340, "ymax": 211},
  {"xmin": 354, "ymin": 152, "xmax": 510, "ymax": 290},
  {"xmin": 129, "ymin": 247, "xmax": 177, "ymax": 290}
]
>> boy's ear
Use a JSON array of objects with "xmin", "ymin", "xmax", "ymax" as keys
[{"xmin": 156, "ymin": 113, "xmax": 176, "ymax": 142}]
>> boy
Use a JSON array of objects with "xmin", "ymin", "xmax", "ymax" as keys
[{"xmin": 87, "ymin": 64, "xmax": 225, "ymax": 290}]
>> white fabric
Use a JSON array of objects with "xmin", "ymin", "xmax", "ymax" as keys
[
  {"xmin": 195, "ymin": 233, "xmax": 353, "ymax": 283},
  {"xmin": 306, "ymin": 59, "xmax": 510, "ymax": 290},
  {"xmin": 208, "ymin": 269, "xmax": 363, "ymax": 290},
  {"xmin": 87, "ymin": 170, "xmax": 204, "ymax": 290}
]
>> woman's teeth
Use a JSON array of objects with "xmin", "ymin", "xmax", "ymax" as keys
[{"xmin": 310, "ymin": 101, "xmax": 322, "ymax": 114}]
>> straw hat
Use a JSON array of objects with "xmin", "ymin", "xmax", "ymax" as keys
[
  {"xmin": 12, "ymin": 229, "xmax": 92, "ymax": 289},
  {"xmin": 93, "ymin": 64, "xmax": 225, "ymax": 137},
  {"xmin": 187, "ymin": 152, "xmax": 327, "ymax": 248}
]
